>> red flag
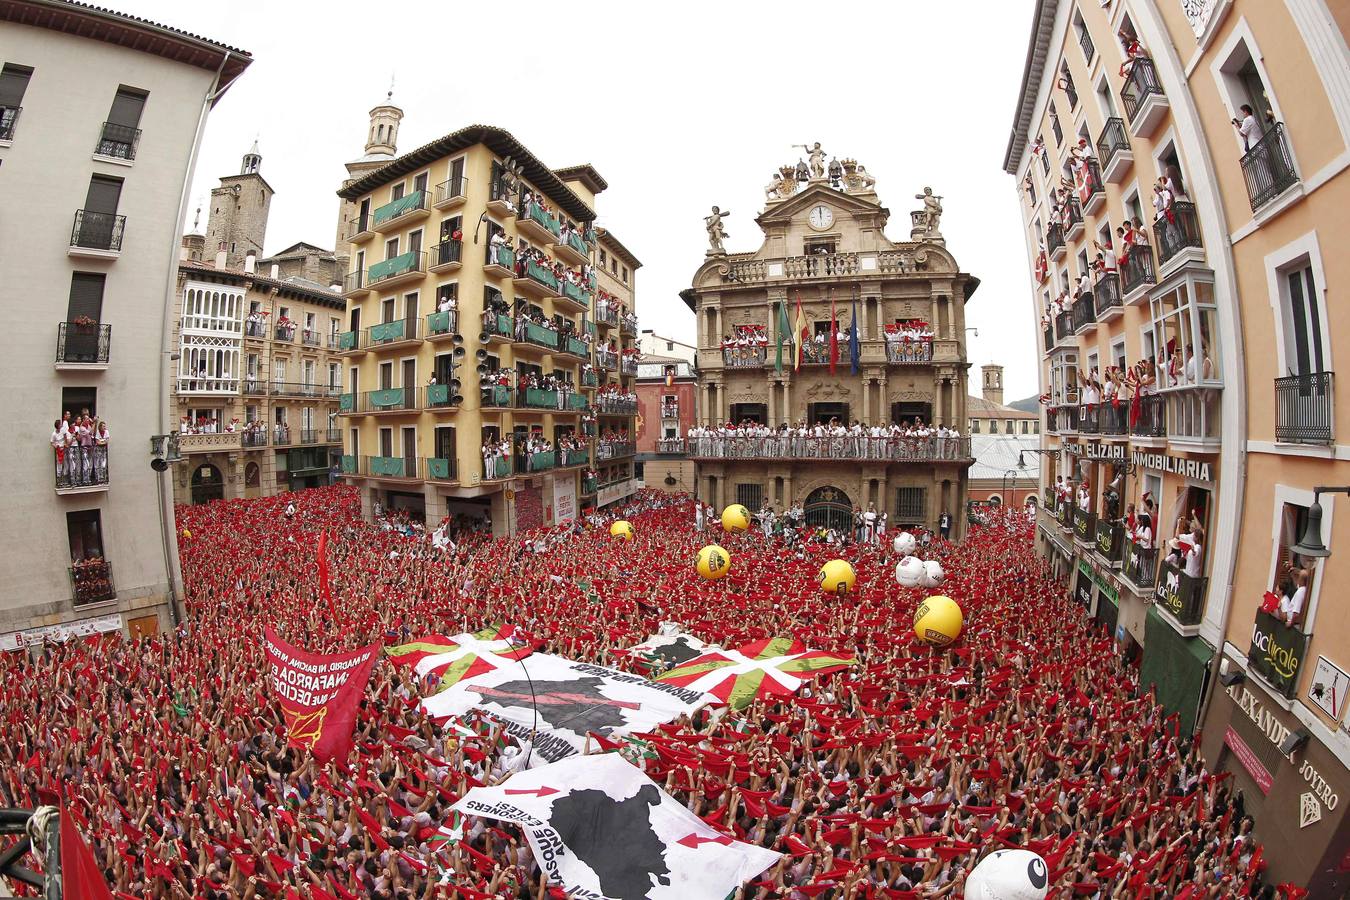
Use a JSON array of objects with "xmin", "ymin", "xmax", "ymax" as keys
[
  {"xmin": 317, "ymin": 532, "xmax": 337, "ymax": 618},
  {"xmin": 263, "ymin": 628, "xmax": 381, "ymax": 764},
  {"xmin": 61, "ymin": 809, "xmax": 115, "ymax": 900},
  {"xmin": 828, "ymin": 289, "xmax": 839, "ymax": 375}
]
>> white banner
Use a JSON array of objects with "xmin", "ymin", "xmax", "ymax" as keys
[
  {"xmin": 420, "ymin": 653, "xmax": 714, "ymax": 766},
  {"xmin": 621, "ymin": 627, "xmax": 716, "ymax": 676},
  {"xmin": 454, "ymin": 753, "xmax": 780, "ymax": 900},
  {"xmin": 553, "ymin": 475, "xmax": 577, "ymax": 525},
  {"xmin": 0, "ymin": 613, "xmax": 123, "ymax": 652}
]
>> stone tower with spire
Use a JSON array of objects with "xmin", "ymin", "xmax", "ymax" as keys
[
  {"xmin": 334, "ymin": 89, "xmax": 404, "ymax": 274},
  {"xmin": 981, "ymin": 364, "xmax": 1004, "ymax": 407},
  {"xmin": 204, "ymin": 141, "xmax": 274, "ymax": 269}
]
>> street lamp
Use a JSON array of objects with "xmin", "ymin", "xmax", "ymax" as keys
[
  {"xmin": 1291, "ymin": 486, "xmax": 1350, "ymax": 558},
  {"xmin": 1001, "ymin": 468, "xmax": 1019, "ymax": 507}
]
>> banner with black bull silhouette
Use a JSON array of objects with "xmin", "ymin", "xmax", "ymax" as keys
[
  {"xmin": 420, "ymin": 653, "xmax": 715, "ymax": 766},
  {"xmin": 453, "ymin": 753, "xmax": 780, "ymax": 900},
  {"xmin": 263, "ymin": 627, "xmax": 381, "ymax": 763}
]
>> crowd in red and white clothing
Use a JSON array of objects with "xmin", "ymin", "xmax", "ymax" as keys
[
  {"xmin": 50, "ymin": 410, "xmax": 111, "ymax": 488},
  {"xmin": 0, "ymin": 487, "xmax": 1306, "ymax": 899}
]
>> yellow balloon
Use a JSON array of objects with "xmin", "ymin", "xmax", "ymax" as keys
[
  {"xmin": 818, "ymin": 559, "xmax": 857, "ymax": 595},
  {"xmin": 610, "ymin": 520, "xmax": 635, "ymax": 542},
  {"xmin": 914, "ymin": 595, "xmax": 964, "ymax": 646},
  {"xmin": 721, "ymin": 504, "xmax": 751, "ymax": 533},
  {"xmin": 181, "ymin": 529, "xmax": 191, "ymax": 539},
  {"xmin": 696, "ymin": 544, "xmax": 732, "ymax": 580}
]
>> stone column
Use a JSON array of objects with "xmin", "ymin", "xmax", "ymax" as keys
[
  {"xmin": 767, "ymin": 376, "xmax": 777, "ymax": 426},
  {"xmin": 783, "ymin": 379, "xmax": 792, "ymax": 424}
]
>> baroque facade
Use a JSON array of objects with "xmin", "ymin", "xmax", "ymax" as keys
[
  {"xmin": 1005, "ymin": 0, "xmax": 1350, "ymax": 890},
  {"xmin": 685, "ymin": 150, "xmax": 977, "ymax": 537}
]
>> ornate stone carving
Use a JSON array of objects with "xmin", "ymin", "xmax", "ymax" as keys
[
  {"xmin": 912, "ymin": 187, "xmax": 943, "ymax": 239},
  {"xmin": 704, "ymin": 206, "xmax": 731, "ymax": 256},
  {"xmin": 765, "ymin": 166, "xmax": 798, "ymax": 201},
  {"xmin": 804, "ymin": 382, "xmax": 852, "ymax": 401}
]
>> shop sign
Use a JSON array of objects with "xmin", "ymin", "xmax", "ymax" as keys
[
  {"xmin": 1226, "ymin": 683, "xmax": 1342, "ymax": 818},
  {"xmin": 1308, "ymin": 656, "xmax": 1349, "ymax": 721},
  {"xmin": 1066, "ymin": 442, "xmax": 1126, "ymax": 461},
  {"xmin": 1075, "ymin": 563, "xmax": 1093, "ymax": 609},
  {"xmin": 1250, "ymin": 611, "xmax": 1309, "ymax": 699},
  {"xmin": 0, "ymin": 613, "xmax": 123, "ymax": 652},
  {"xmin": 1301, "ymin": 793, "xmax": 1323, "ymax": 828},
  {"xmin": 1078, "ymin": 559, "xmax": 1119, "ymax": 605},
  {"xmin": 1223, "ymin": 724, "xmax": 1273, "ymax": 794},
  {"xmin": 1131, "ymin": 451, "xmax": 1212, "ymax": 483}
]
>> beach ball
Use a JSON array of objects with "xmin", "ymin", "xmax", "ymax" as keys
[
  {"xmin": 610, "ymin": 520, "xmax": 634, "ymax": 541},
  {"xmin": 696, "ymin": 544, "xmax": 731, "ymax": 580},
  {"xmin": 818, "ymin": 559, "xmax": 856, "ymax": 595},
  {"xmin": 180, "ymin": 529, "xmax": 191, "ymax": 539},
  {"xmin": 721, "ymin": 504, "xmax": 750, "ymax": 533},
  {"xmin": 895, "ymin": 556, "xmax": 925, "ymax": 588},
  {"xmin": 893, "ymin": 531, "xmax": 916, "ymax": 555},
  {"xmin": 914, "ymin": 595, "xmax": 963, "ymax": 646},
  {"xmin": 965, "ymin": 849, "xmax": 1048, "ymax": 900},
  {"xmin": 921, "ymin": 559, "xmax": 945, "ymax": 588}
]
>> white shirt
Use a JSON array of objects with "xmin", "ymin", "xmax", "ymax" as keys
[
  {"xmin": 1279, "ymin": 586, "xmax": 1306, "ymax": 625},
  {"xmin": 1183, "ymin": 537, "xmax": 1203, "ymax": 578},
  {"xmin": 1238, "ymin": 114, "xmax": 1261, "ymax": 151}
]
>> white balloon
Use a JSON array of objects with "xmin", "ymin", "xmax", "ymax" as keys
[
  {"xmin": 893, "ymin": 532, "xmax": 916, "ymax": 555},
  {"xmin": 895, "ymin": 556, "xmax": 925, "ymax": 588},
  {"xmin": 965, "ymin": 850, "xmax": 1049, "ymax": 900},
  {"xmin": 921, "ymin": 559, "xmax": 945, "ymax": 588}
]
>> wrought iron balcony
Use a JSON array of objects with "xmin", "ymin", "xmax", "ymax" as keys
[
  {"xmin": 722, "ymin": 346, "xmax": 766, "ymax": 368},
  {"xmin": 517, "ymin": 259, "xmax": 562, "ymax": 297},
  {"xmin": 481, "ymin": 384, "xmax": 516, "ymax": 409},
  {"xmin": 1047, "ymin": 222, "xmax": 1066, "ymax": 259},
  {"xmin": 1078, "ymin": 404, "xmax": 1100, "ymax": 434},
  {"xmin": 518, "ymin": 320, "xmax": 559, "ymax": 352},
  {"xmin": 1275, "ymin": 372, "xmax": 1333, "ymax": 444},
  {"xmin": 886, "ymin": 338, "xmax": 933, "ymax": 364},
  {"xmin": 301, "ymin": 329, "xmax": 321, "ymax": 347},
  {"xmin": 0, "ymin": 105, "xmax": 19, "ymax": 141},
  {"xmin": 325, "ymin": 428, "xmax": 342, "ymax": 443},
  {"xmin": 70, "ymin": 210, "xmax": 125, "ymax": 253},
  {"xmin": 687, "ymin": 435, "xmax": 972, "ymax": 462},
  {"xmin": 595, "ymin": 348, "xmax": 618, "ymax": 370},
  {"xmin": 1095, "ymin": 117, "xmax": 1133, "ymax": 182},
  {"xmin": 1043, "ymin": 327, "xmax": 1054, "ymax": 354},
  {"xmin": 621, "ymin": 356, "xmax": 638, "ymax": 376},
  {"xmin": 1155, "ymin": 559, "xmax": 1206, "ymax": 626},
  {"xmin": 1100, "ymin": 402, "xmax": 1128, "ymax": 436},
  {"xmin": 1094, "ymin": 273, "xmax": 1122, "ymax": 318},
  {"xmin": 517, "ymin": 200, "xmax": 562, "ymax": 242},
  {"xmin": 56, "ymin": 322, "xmax": 111, "ymax": 365},
  {"xmin": 365, "ymin": 316, "xmax": 420, "ymax": 348},
  {"xmin": 356, "ymin": 387, "xmax": 420, "ymax": 414},
  {"xmin": 559, "ymin": 447, "xmax": 590, "ymax": 468},
  {"xmin": 1094, "ymin": 519, "xmax": 1124, "ymax": 564},
  {"xmin": 360, "ymin": 455, "xmax": 419, "ymax": 479},
  {"xmin": 1057, "ymin": 403, "xmax": 1080, "ymax": 432},
  {"xmin": 426, "ymin": 309, "xmax": 458, "ymax": 339},
  {"xmin": 430, "ymin": 239, "xmax": 462, "ymax": 272},
  {"xmin": 596, "ymin": 397, "xmax": 638, "ymax": 416},
  {"xmin": 299, "ymin": 429, "xmax": 319, "ymax": 444},
  {"xmin": 367, "ymin": 250, "xmax": 426, "ymax": 288},
  {"xmin": 1078, "ymin": 27, "xmax": 1094, "ymax": 62},
  {"xmin": 482, "ymin": 455, "xmax": 515, "ymax": 480},
  {"xmin": 1132, "ymin": 393, "xmax": 1166, "ymax": 438},
  {"xmin": 1072, "ymin": 507, "xmax": 1097, "ymax": 544},
  {"xmin": 1046, "ymin": 406, "xmax": 1058, "ymax": 433},
  {"xmin": 1249, "ymin": 611, "xmax": 1309, "ymax": 699},
  {"xmin": 482, "ymin": 310, "xmax": 513, "ymax": 341},
  {"xmin": 345, "ymin": 212, "xmax": 374, "ymax": 243},
  {"xmin": 71, "ymin": 558, "xmax": 115, "ymax": 606},
  {"xmin": 271, "ymin": 382, "xmax": 327, "ymax": 398},
  {"xmin": 1071, "ymin": 294, "xmax": 1095, "ymax": 333},
  {"xmin": 372, "ymin": 190, "xmax": 429, "ymax": 229},
  {"xmin": 1240, "ymin": 123, "xmax": 1299, "ymax": 211},
  {"xmin": 1122, "ymin": 541, "xmax": 1157, "ymax": 590},
  {"xmin": 274, "ymin": 323, "xmax": 296, "ymax": 342},
  {"xmin": 426, "ymin": 456, "xmax": 458, "ymax": 481},
  {"xmin": 433, "ymin": 176, "xmax": 468, "ymax": 209},
  {"xmin": 54, "ymin": 445, "xmax": 109, "ymax": 493},
  {"xmin": 242, "ymin": 430, "xmax": 269, "ymax": 447},
  {"xmin": 1120, "ymin": 245, "xmax": 1156, "ymax": 297},
  {"xmin": 1054, "ymin": 311, "xmax": 1072, "ymax": 343},
  {"xmin": 558, "ymin": 335, "xmax": 590, "ymax": 359},
  {"xmin": 245, "ymin": 320, "xmax": 268, "ymax": 339},
  {"xmin": 1121, "ymin": 57, "xmax": 1167, "ymax": 132},
  {"xmin": 657, "ymin": 438, "xmax": 686, "ymax": 453},
  {"xmin": 595, "ymin": 304, "xmax": 620, "ymax": 328},
  {"xmin": 1153, "ymin": 202, "xmax": 1203, "ymax": 267},
  {"xmin": 95, "ymin": 121, "xmax": 140, "ymax": 160},
  {"xmin": 597, "ymin": 441, "xmax": 636, "ymax": 460}
]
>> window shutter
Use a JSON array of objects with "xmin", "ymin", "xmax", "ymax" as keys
[
  {"xmin": 67, "ymin": 273, "xmax": 106, "ymax": 321},
  {"xmin": 84, "ymin": 176, "xmax": 123, "ymax": 214},
  {"xmin": 0, "ymin": 66, "xmax": 32, "ymax": 107},
  {"xmin": 107, "ymin": 88, "xmax": 147, "ymax": 128}
]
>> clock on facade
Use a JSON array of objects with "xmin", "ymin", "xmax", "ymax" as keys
[{"xmin": 807, "ymin": 205, "xmax": 834, "ymax": 231}]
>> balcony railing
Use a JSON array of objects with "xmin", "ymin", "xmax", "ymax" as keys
[
  {"xmin": 596, "ymin": 397, "xmax": 638, "ymax": 416},
  {"xmin": 1153, "ymin": 202, "xmax": 1203, "ymax": 266},
  {"xmin": 1078, "ymin": 158, "xmax": 1104, "ymax": 207},
  {"xmin": 519, "ymin": 320, "xmax": 559, "ymax": 351},
  {"xmin": 886, "ymin": 338, "xmax": 934, "ymax": 364},
  {"xmin": 561, "ymin": 280, "xmax": 592, "ymax": 307},
  {"xmin": 426, "ymin": 309, "xmax": 458, "ymax": 338},
  {"xmin": 482, "ymin": 455, "xmax": 514, "ymax": 480},
  {"xmin": 325, "ymin": 428, "xmax": 341, "ymax": 443},
  {"xmin": 242, "ymin": 430, "xmax": 269, "ymax": 447},
  {"xmin": 657, "ymin": 438, "xmax": 686, "ymax": 453},
  {"xmin": 519, "ymin": 201, "xmax": 562, "ymax": 240},
  {"xmin": 1166, "ymin": 386, "xmax": 1221, "ymax": 444},
  {"xmin": 722, "ymin": 346, "xmax": 766, "ymax": 368},
  {"xmin": 481, "ymin": 384, "xmax": 516, "ymax": 408},
  {"xmin": 367, "ymin": 316, "xmax": 420, "ymax": 347},
  {"xmin": 1120, "ymin": 245, "xmax": 1156, "ymax": 296},
  {"xmin": 621, "ymin": 357, "xmax": 638, "ymax": 376},
  {"xmin": 1071, "ymin": 294, "xmax": 1095, "ymax": 333},
  {"xmin": 71, "ymin": 559, "xmax": 115, "ymax": 606},
  {"xmin": 1096, "ymin": 117, "xmax": 1130, "ymax": 173},
  {"xmin": 1155, "ymin": 559, "xmax": 1206, "ymax": 626},
  {"xmin": 582, "ymin": 476, "xmax": 598, "ymax": 494},
  {"xmin": 431, "ymin": 239, "xmax": 462, "ymax": 269},
  {"xmin": 1047, "ymin": 222, "xmax": 1065, "ymax": 257},
  {"xmin": 245, "ymin": 320, "xmax": 268, "ymax": 339},
  {"xmin": 687, "ymin": 435, "xmax": 971, "ymax": 462},
  {"xmin": 271, "ymin": 382, "xmax": 331, "ymax": 398},
  {"xmin": 361, "ymin": 455, "xmax": 419, "ymax": 479},
  {"xmin": 520, "ymin": 259, "xmax": 561, "ymax": 295},
  {"xmin": 56, "ymin": 322, "xmax": 111, "ymax": 365},
  {"xmin": 1056, "ymin": 501, "xmax": 1073, "ymax": 529},
  {"xmin": 1078, "ymin": 27, "xmax": 1095, "ymax": 63},
  {"xmin": 95, "ymin": 121, "xmax": 141, "ymax": 160},
  {"xmin": 1046, "ymin": 406, "xmax": 1058, "ymax": 433},
  {"xmin": 520, "ymin": 387, "xmax": 569, "ymax": 410},
  {"xmin": 1249, "ymin": 611, "xmax": 1309, "ymax": 699},
  {"xmin": 70, "ymin": 210, "xmax": 125, "ymax": 252},
  {"xmin": 559, "ymin": 447, "xmax": 590, "ymax": 468},
  {"xmin": 1094, "ymin": 519, "xmax": 1124, "ymax": 564},
  {"xmin": 783, "ymin": 253, "xmax": 861, "ymax": 278},
  {"xmin": 597, "ymin": 441, "xmax": 636, "ymax": 460},
  {"xmin": 434, "ymin": 177, "xmax": 467, "ymax": 207},
  {"xmin": 242, "ymin": 379, "xmax": 266, "ymax": 396},
  {"xmin": 1094, "ymin": 273, "xmax": 1122, "ymax": 316},
  {"xmin": 0, "ymin": 105, "xmax": 19, "ymax": 141},
  {"xmin": 275, "ymin": 323, "xmax": 296, "ymax": 342},
  {"xmin": 595, "ymin": 304, "xmax": 620, "ymax": 328},
  {"xmin": 1063, "ymin": 199, "xmax": 1083, "ymax": 233},
  {"xmin": 367, "ymin": 250, "xmax": 425, "ymax": 287},
  {"xmin": 1078, "ymin": 404, "xmax": 1099, "ymax": 434},
  {"xmin": 1132, "ymin": 393, "xmax": 1166, "ymax": 437},
  {"xmin": 1121, "ymin": 57, "xmax": 1165, "ymax": 125},
  {"xmin": 426, "ymin": 456, "xmax": 458, "ymax": 481},
  {"xmin": 1274, "ymin": 372, "xmax": 1333, "ymax": 444},
  {"xmin": 1054, "ymin": 311, "xmax": 1072, "ymax": 343},
  {"xmin": 596, "ymin": 348, "xmax": 618, "ymax": 370},
  {"xmin": 1122, "ymin": 541, "xmax": 1158, "ymax": 589},
  {"xmin": 1100, "ymin": 402, "xmax": 1127, "ymax": 436},
  {"xmin": 299, "ymin": 429, "xmax": 319, "ymax": 444},
  {"xmin": 582, "ymin": 370, "xmax": 599, "ymax": 387},
  {"xmin": 482, "ymin": 310, "xmax": 513, "ymax": 340},
  {"xmin": 558, "ymin": 335, "xmax": 590, "ymax": 358},
  {"xmin": 357, "ymin": 387, "xmax": 420, "ymax": 413},
  {"xmin": 1240, "ymin": 123, "xmax": 1299, "ymax": 211},
  {"xmin": 620, "ymin": 314, "xmax": 638, "ymax": 336},
  {"xmin": 1072, "ymin": 507, "xmax": 1097, "ymax": 544},
  {"xmin": 372, "ymin": 190, "xmax": 429, "ymax": 228},
  {"xmin": 1043, "ymin": 327, "xmax": 1054, "ymax": 354},
  {"xmin": 344, "ymin": 212, "xmax": 373, "ymax": 242},
  {"xmin": 54, "ymin": 445, "xmax": 109, "ymax": 492},
  {"xmin": 301, "ymin": 329, "xmax": 321, "ymax": 347},
  {"xmin": 1057, "ymin": 403, "xmax": 1080, "ymax": 432}
]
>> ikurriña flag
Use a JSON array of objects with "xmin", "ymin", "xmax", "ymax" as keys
[
  {"xmin": 264, "ymin": 627, "xmax": 380, "ymax": 763},
  {"xmin": 657, "ymin": 636, "xmax": 856, "ymax": 710}
]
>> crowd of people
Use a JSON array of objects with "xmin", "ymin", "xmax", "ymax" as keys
[
  {"xmin": 0, "ymin": 485, "xmax": 1306, "ymax": 899},
  {"xmin": 688, "ymin": 418, "xmax": 967, "ymax": 461},
  {"xmin": 50, "ymin": 410, "xmax": 111, "ymax": 488}
]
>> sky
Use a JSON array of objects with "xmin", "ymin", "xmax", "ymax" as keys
[{"xmin": 124, "ymin": 0, "xmax": 1041, "ymax": 401}]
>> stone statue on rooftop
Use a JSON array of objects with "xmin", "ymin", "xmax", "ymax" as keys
[
  {"xmin": 704, "ymin": 206, "xmax": 731, "ymax": 255},
  {"xmin": 794, "ymin": 142, "xmax": 826, "ymax": 180},
  {"xmin": 915, "ymin": 186, "xmax": 944, "ymax": 237}
]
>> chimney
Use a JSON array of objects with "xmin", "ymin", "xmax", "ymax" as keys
[
  {"xmin": 244, "ymin": 252, "xmax": 257, "ymax": 274},
  {"xmin": 270, "ymin": 264, "xmax": 280, "ymax": 280},
  {"xmin": 330, "ymin": 283, "xmax": 341, "ymax": 293},
  {"xmin": 981, "ymin": 364, "xmax": 1004, "ymax": 407},
  {"xmin": 214, "ymin": 248, "xmax": 227, "ymax": 269}
]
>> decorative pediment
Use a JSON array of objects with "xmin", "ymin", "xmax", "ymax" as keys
[{"xmin": 756, "ymin": 183, "xmax": 884, "ymax": 228}]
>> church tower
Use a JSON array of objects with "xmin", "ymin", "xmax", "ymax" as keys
[
  {"xmin": 334, "ymin": 92, "xmax": 404, "ymax": 273},
  {"xmin": 204, "ymin": 141, "xmax": 274, "ymax": 269},
  {"xmin": 981, "ymin": 364, "xmax": 1005, "ymax": 407}
]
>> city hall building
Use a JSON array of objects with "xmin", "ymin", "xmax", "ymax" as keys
[{"xmin": 684, "ymin": 152, "xmax": 977, "ymax": 538}]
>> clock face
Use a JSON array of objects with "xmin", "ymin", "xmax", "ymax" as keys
[{"xmin": 808, "ymin": 205, "xmax": 834, "ymax": 231}]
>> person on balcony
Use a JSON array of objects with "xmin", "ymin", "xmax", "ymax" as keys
[
  {"xmin": 1278, "ymin": 569, "xmax": 1308, "ymax": 628},
  {"xmin": 1134, "ymin": 510, "xmax": 1154, "ymax": 550},
  {"xmin": 1117, "ymin": 32, "xmax": 1145, "ymax": 79},
  {"xmin": 1092, "ymin": 238, "xmax": 1117, "ymax": 276},
  {"xmin": 437, "ymin": 292, "xmax": 456, "ymax": 314},
  {"xmin": 1232, "ymin": 104, "xmax": 1262, "ymax": 153}
]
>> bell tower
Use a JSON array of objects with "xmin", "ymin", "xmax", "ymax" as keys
[
  {"xmin": 335, "ymin": 89, "xmax": 405, "ymax": 272},
  {"xmin": 204, "ymin": 141, "xmax": 273, "ymax": 270},
  {"xmin": 981, "ymin": 364, "xmax": 1004, "ymax": 407}
]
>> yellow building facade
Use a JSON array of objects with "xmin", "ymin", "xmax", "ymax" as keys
[
  {"xmin": 334, "ymin": 126, "xmax": 637, "ymax": 532},
  {"xmin": 1006, "ymin": 1, "xmax": 1350, "ymax": 890}
]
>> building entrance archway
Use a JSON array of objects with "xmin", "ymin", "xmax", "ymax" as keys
[
  {"xmin": 803, "ymin": 486, "xmax": 853, "ymax": 533},
  {"xmin": 191, "ymin": 463, "xmax": 224, "ymax": 505}
]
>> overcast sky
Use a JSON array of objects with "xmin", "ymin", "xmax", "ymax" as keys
[{"xmin": 126, "ymin": 0, "xmax": 1040, "ymax": 401}]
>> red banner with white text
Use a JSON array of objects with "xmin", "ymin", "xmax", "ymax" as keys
[{"xmin": 263, "ymin": 627, "xmax": 381, "ymax": 763}]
